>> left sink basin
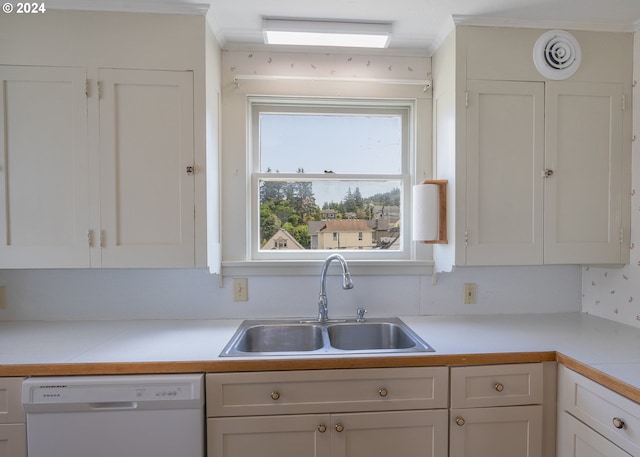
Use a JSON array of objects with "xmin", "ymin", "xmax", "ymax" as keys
[{"xmin": 220, "ymin": 321, "xmax": 326, "ymax": 356}]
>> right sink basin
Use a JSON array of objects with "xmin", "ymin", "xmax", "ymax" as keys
[
  {"xmin": 327, "ymin": 322, "xmax": 417, "ymax": 350},
  {"xmin": 327, "ymin": 319, "xmax": 434, "ymax": 352}
]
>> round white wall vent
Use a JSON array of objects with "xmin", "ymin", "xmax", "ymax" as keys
[{"xmin": 533, "ymin": 30, "xmax": 581, "ymax": 80}]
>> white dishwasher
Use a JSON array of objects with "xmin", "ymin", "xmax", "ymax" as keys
[{"xmin": 22, "ymin": 373, "xmax": 204, "ymax": 457}]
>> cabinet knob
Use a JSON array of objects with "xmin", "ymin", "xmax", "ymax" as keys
[
  {"xmin": 455, "ymin": 417, "xmax": 465, "ymax": 426},
  {"xmin": 186, "ymin": 166, "xmax": 195, "ymax": 175},
  {"xmin": 494, "ymin": 383, "xmax": 504, "ymax": 392},
  {"xmin": 317, "ymin": 424, "xmax": 327, "ymax": 433},
  {"xmin": 378, "ymin": 387, "xmax": 388, "ymax": 397},
  {"xmin": 335, "ymin": 423, "xmax": 344, "ymax": 432},
  {"xmin": 543, "ymin": 169, "xmax": 554, "ymax": 178},
  {"xmin": 270, "ymin": 391, "xmax": 280, "ymax": 400},
  {"xmin": 613, "ymin": 417, "xmax": 625, "ymax": 429}
]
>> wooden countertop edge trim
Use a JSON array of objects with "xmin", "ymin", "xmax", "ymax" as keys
[
  {"xmin": 556, "ymin": 352, "xmax": 640, "ymax": 404},
  {"xmin": 0, "ymin": 351, "xmax": 556, "ymax": 377},
  {"xmin": 3, "ymin": 351, "xmax": 638, "ymax": 405}
]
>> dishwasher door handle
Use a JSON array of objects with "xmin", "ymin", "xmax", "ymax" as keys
[{"xmin": 90, "ymin": 401, "xmax": 138, "ymax": 410}]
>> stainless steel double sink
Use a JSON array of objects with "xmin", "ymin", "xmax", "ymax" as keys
[{"xmin": 219, "ymin": 317, "xmax": 434, "ymax": 357}]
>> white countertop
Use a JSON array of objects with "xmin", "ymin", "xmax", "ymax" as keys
[{"xmin": 2, "ymin": 312, "xmax": 640, "ymax": 398}]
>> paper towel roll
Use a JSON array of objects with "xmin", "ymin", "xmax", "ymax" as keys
[{"xmin": 412, "ymin": 183, "xmax": 439, "ymax": 241}]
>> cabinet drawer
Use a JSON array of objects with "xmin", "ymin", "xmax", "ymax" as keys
[
  {"xmin": 450, "ymin": 363, "xmax": 543, "ymax": 408},
  {"xmin": 206, "ymin": 367, "xmax": 448, "ymax": 417},
  {"xmin": 558, "ymin": 411, "xmax": 631, "ymax": 457},
  {"xmin": 0, "ymin": 378, "xmax": 24, "ymax": 424},
  {"xmin": 558, "ymin": 366, "xmax": 640, "ymax": 455}
]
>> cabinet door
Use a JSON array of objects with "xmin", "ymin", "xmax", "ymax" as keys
[
  {"xmin": 558, "ymin": 412, "xmax": 631, "ymax": 457},
  {"xmin": 0, "ymin": 424, "xmax": 26, "ymax": 457},
  {"xmin": 98, "ymin": 68, "xmax": 195, "ymax": 268},
  {"xmin": 450, "ymin": 405, "xmax": 542, "ymax": 457},
  {"xmin": 0, "ymin": 65, "xmax": 90, "ymax": 268},
  {"xmin": 544, "ymin": 82, "xmax": 624, "ymax": 264},
  {"xmin": 332, "ymin": 410, "xmax": 448, "ymax": 457},
  {"xmin": 207, "ymin": 414, "xmax": 330, "ymax": 457},
  {"xmin": 465, "ymin": 80, "xmax": 545, "ymax": 265}
]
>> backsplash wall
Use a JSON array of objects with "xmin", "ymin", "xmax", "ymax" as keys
[{"xmin": 582, "ymin": 29, "xmax": 640, "ymax": 328}]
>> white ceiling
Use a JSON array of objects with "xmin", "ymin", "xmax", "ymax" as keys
[{"xmin": 49, "ymin": 0, "xmax": 640, "ymax": 55}]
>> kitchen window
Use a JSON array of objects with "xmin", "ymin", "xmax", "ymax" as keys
[{"xmin": 250, "ymin": 98, "xmax": 414, "ymax": 261}]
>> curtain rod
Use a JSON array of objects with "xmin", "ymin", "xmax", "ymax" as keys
[{"xmin": 233, "ymin": 74, "xmax": 432, "ymax": 91}]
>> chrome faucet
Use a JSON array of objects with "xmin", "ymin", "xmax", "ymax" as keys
[{"xmin": 318, "ymin": 254, "xmax": 354, "ymax": 322}]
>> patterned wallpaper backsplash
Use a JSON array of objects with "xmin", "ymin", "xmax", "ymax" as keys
[{"xmin": 582, "ymin": 31, "xmax": 639, "ymax": 327}]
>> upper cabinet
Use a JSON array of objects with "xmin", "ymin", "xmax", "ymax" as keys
[
  {"xmin": 0, "ymin": 65, "xmax": 90, "ymax": 268},
  {"xmin": 98, "ymin": 68, "xmax": 196, "ymax": 268},
  {"xmin": 432, "ymin": 26, "xmax": 632, "ymax": 271},
  {"xmin": 0, "ymin": 11, "xmax": 215, "ymax": 269}
]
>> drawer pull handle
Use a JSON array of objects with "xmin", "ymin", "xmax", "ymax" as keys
[
  {"xmin": 378, "ymin": 388, "xmax": 388, "ymax": 397},
  {"xmin": 494, "ymin": 383, "xmax": 504, "ymax": 392},
  {"xmin": 335, "ymin": 423, "xmax": 344, "ymax": 432},
  {"xmin": 613, "ymin": 417, "xmax": 625, "ymax": 429},
  {"xmin": 270, "ymin": 391, "xmax": 280, "ymax": 400},
  {"xmin": 318, "ymin": 424, "xmax": 327, "ymax": 433},
  {"xmin": 455, "ymin": 417, "xmax": 465, "ymax": 426}
]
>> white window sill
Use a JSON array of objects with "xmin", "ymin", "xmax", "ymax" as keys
[{"xmin": 221, "ymin": 260, "xmax": 434, "ymax": 276}]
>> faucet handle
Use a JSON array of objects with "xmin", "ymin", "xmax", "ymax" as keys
[{"xmin": 356, "ymin": 308, "xmax": 367, "ymax": 322}]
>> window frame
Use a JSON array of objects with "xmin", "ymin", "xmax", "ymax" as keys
[{"xmin": 248, "ymin": 96, "xmax": 416, "ymax": 261}]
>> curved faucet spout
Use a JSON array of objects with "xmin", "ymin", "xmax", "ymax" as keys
[{"xmin": 318, "ymin": 254, "xmax": 354, "ymax": 322}]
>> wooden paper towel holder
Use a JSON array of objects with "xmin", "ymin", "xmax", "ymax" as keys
[{"xmin": 418, "ymin": 179, "xmax": 448, "ymax": 244}]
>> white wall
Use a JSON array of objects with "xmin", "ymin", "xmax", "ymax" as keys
[
  {"xmin": 0, "ymin": 265, "xmax": 580, "ymax": 320},
  {"xmin": 582, "ymin": 29, "xmax": 640, "ymax": 328}
]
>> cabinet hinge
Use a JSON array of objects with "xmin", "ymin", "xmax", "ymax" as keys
[
  {"xmin": 100, "ymin": 230, "xmax": 105, "ymax": 248},
  {"xmin": 97, "ymin": 81, "xmax": 102, "ymax": 100},
  {"xmin": 464, "ymin": 230, "xmax": 469, "ymax": 246},
  {"xmin": 88, "ymin": 229, "xmax": 94, "ymax": 247},
  {"xmin": 85, "ymin": 79, "xmax": 89, "ymax": 98},
  {"xmin": 620, "ymin": 228, "xmax": 624, "ymax": 245},
  {"xmin": 622, "ymin": 95, "xmax": 626, "ymax": 111},
  {"xmin": 465, "ymin": 92, "xmax": 469, "ymax": 108}
]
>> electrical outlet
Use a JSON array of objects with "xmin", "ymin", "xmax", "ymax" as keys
[
  {"xmin": 233, "ymin": 278, "xmax": 249, "ymax": 302},
  {"xmin": 463, "ymin": 283, "xmax": 477, "ymax": 304},
  {"xmin": 0, "ymin": 286, "xmax": 6, "ymax": 309}
]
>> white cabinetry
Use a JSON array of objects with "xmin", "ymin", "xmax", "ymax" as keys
[
  {"xmin": 0, "ymin": 378, "xmax": 26, "ymax": 457},
  {"xmin": 0, "ymin": 65, "xmax": 90, "ymax": 268},
  {"xmin": 464, "ymin": 79, "xmax": 625, "ymax": 266},
  {"xmin": 557, "ymin": 366, "xmax": 640, "ymax": 457},
  {"xmin": 97, "ymin": 68, "xmax": 195, "ymax": 268},
  {"xmin": 0, "ymin": 65, "xmax": 197, "ymax": 268},
  {"xmin": 432, "ymin": 26, "xmax": 632, "ymax": 270},
  {"xmin": 449, "ymin": 363, "xmax": 545, "ymax": 457},
  {"xmin": 206, "ymin": 367, "xmax": 449, "ymax": 457}
]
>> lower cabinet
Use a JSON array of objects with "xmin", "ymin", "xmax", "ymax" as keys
[
  {"xmin": 559, "ymin": 413, "xmax": 631, "ymax": 457},
  {"xmin": 208, "ymin": 410, "xmax": 448, "ymax": 457},
  {"xmin": 450, "ymin": 405, "xmax": 542, "ymax": 457},
  {"xmin": 557, "ymin": 365, "xmax": 640, "ymax": 457},
  {"xmin": 206, "ymin": 367, "xmax": 449, "ymax": 457},
  {"xmin": 0, "ymin": 377, "xmax": 26, "ymax": 457},
  {"xmin": 449, "ymin": 363, "xmax": 546, "ymax": 457}
]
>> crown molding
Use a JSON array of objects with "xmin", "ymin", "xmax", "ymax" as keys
[
  {"xmin": 452, "ymin": 14, "xmax": 634, "ymax": 33},
  {"xmin": 46, "ymin": 0, "xmax": 209, "ymax": 15}
]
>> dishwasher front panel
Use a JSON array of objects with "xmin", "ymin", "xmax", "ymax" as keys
[
  {"xmin": 23, "ymin": 374, "xmax": 204, "ymax": 457},
  {"xmin": 26, "ymin": 408, "xmax": 204, "ymax": 457}
]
